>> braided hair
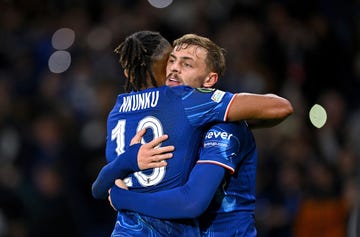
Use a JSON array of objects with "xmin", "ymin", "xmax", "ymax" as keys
[{"xmin": 114, "ymin": 31, "xmax": 171, "ymax": 92}]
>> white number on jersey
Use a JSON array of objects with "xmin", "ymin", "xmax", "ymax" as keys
[{"xmin": 111, "ymin": 116, "xmax": 166, "ymax": 187}]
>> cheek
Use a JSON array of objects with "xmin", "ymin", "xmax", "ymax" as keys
[{"xmin": 166, "ymin": 65, "xmax": 171, "ymax": 75}]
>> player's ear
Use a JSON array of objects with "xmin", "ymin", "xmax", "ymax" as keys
[{"xmin": 203, "ymin": 72, "xmax": 218, "ymax": 88}]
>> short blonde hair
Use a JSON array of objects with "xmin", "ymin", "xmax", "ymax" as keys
[{"xmin": 173, "ymin": 34, "xmax": 226, "ymax": 77}]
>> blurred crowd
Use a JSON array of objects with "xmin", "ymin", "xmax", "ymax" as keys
[{"xmin": 0, "ymin": 0, "xmax": 359, "ymax": 237}]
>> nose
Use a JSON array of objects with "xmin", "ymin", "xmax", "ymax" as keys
[{"xmin": 168, "ymin": 61, "xmax": 179, "ymax": 73}]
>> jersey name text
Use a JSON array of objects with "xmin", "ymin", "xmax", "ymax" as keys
[{"xmin": 119, "ymin": 91, "xmax": 159, "ymax": 112}]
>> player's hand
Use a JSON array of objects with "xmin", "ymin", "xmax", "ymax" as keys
[
  {"xmin": 115, "ymin": 179, "xmax": 128, "ymax": 190},
  {"xmin": 130, "ymin": 128, "xmax": 175, "ymax": 170},
  {"xmin": 108, "ymin": 189, "xmax": 116, "ymax": 211},
  {"xmin": 130, "ymin": 128, "xmax": 147, "ymax": 145},
  {"xmin": 108, "ymin": 179, "xmax": 128, "ymax": 211}
]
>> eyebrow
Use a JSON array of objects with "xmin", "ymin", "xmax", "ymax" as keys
[{"xmin": 169, "ymin": 53, "xmax": 194, "ymax": 62}]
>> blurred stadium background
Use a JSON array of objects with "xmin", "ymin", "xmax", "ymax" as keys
[{"xmin": 0, "ymin": 0, "xmax": 359, "ymax": 236}]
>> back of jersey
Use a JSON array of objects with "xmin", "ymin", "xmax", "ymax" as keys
[{"xmin": 106, "ymin": 85, "xmax": 234, "ymax": 193}]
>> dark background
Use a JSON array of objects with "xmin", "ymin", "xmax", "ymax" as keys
[{"xmin": 0, "ymin": 0, "xmax": 359, "ymax": 236}]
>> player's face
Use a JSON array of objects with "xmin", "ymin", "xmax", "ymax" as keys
[{"xmin": 166, "ymin": 45, "xmax": 212, "ymax": 88}]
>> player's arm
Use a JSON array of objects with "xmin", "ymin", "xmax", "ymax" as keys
[
  {"xmin": 108, "ymin": 123, "xmax": 238, "ymax": 218},
  {"xmin": 227, "ymin": 93, "xmax": 293, "ymax": 127},
  {"xmin": 109, "ymin": 163, "xmax": 225, "ymax": 219},
  {"xmin": 92, "ymin": 144, "xmax": 141, "ymax": 199},
  {"xmin": 92, "ymin": 130, "xmax": 174, "ymax": 199}
]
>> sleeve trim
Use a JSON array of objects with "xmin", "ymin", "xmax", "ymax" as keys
[
  {"xmin": 224, "ymin": 95, "xmax": 236, "ymax": 121},
  {"xmin": 196, "ymin": 160, "xmax": 235, "ymax": 174}
]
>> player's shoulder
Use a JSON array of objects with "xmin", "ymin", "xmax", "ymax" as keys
[
  {"xmin": 161, "ymin": 85, "xmax": 212, "ymax": 101},
  {"xmin": 166, "ymin": 86, "xmax": 223, "ymax": 95},
  {"xmin": 165, "ymin": 85, "xmax": 193, "ymax": 94}
]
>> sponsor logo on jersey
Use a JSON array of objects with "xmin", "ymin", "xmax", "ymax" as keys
[
  {"xmin": 203, "ymin": 141, "xmax": 228, "ymax": 148},
  {"xmin": 195, "ymin": 88, "xmax": 225, "ymax": 102},
  {"xmin": 211, "ymin": 90, "xmax": 225, "ymax": 103},
  {"xmin": 205, "ymin": 130, "xmax": 233, "ymax": 140}
]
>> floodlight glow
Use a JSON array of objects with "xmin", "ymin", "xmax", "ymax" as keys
[
  {"xmin": 48, "ymin": 50, "xmax": 71, "ymax": 73},
  {"xmin": 309, "ymin": 104, "xmax": 327, "ymax": 128},
  {"xmin": 148, "ymin": 0, "xmax": 173, "ymax": 8},
  {"xmin": 52, "ymin": 28, "xmax": 75, "ymax": 50}
]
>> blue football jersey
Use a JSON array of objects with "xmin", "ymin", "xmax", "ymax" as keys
[
  {"xmin": 105, "ymin": 85, "xmax": 234, "ymax": 193},
  {"xmin": 197, "ymin": 121, "xmax": 258, "ymax": 236},
  {"xmin": 197, "ymin": 121, "xmax": 258, "ymax": 213}
]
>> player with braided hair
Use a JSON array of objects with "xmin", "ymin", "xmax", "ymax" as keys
[
  {"xmin": 114, "ymin": 31, "xmax": 171, "ymax": 92},
  {"xmin": 93, "ymin": 31, "xmax": 293, "ymax": 236}
]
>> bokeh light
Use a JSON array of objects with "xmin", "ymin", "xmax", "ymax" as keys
[
  {"xmin": 48, "ymin": 50, "xmax": 72, "ymax": 73},
  {"xmin": 309, "ymin": 104, "xmax": 327, "ymax": 128},
  {"xmin": 51, "ymin": 27, "xmax": 75, "ymax": 50},
  {"xmin": 148, "ymin": 0, "xmax": 173, "ymax": 8}
]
